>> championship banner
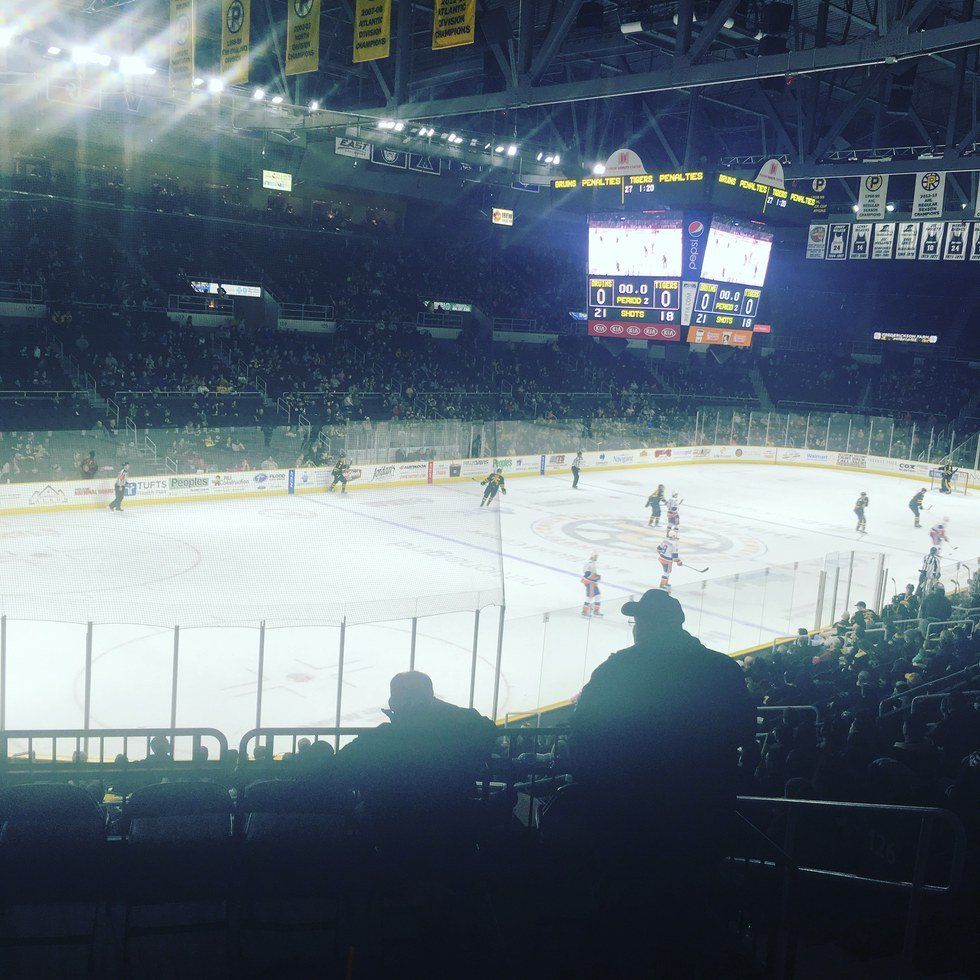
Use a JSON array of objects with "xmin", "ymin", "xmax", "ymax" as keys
[
  {"xmin": 871, "ymin": 222, "xmax": 895, "ymax": 259},
  {"xmin": 918, "ymin": 221, "xmax": 943, "ymax": 260},
  {"xmin": 810, "ymin": 177, "xmax": 828, "ymax": 216},
  {"xmin": 942, "ymin": 221, "xmax": 968, "ymax": 260},
  {"xmin": 221, "ymin": 0, "xmax": 250, "ymax": 83},
  {"xmin": 912, "ymin": 170, "xmax": 945, "ymax": 219},
  {"xmin": 805, "ymin": 222, "xmax": 828, "ymax": 259},
  {"xmin": 895, "ymin": 222, "xmax": 920, "ymax": 260},
  {"xmin": 169, "ymin": 0, "xmax": 195, "ymax": 92},
  {"xmin": 857, "ymin": 174, "xmax": 888, "ymax": 220},
  {"xmin": 432, "ymin": 0, "xmax": 476, "ymax": 49},
  {"xmin": 848, "ymin": 222, "xmax": 871, "ymax": 259},
  {"xmin": 826, "ymin": 223, "xmax": 849, "ymax": 260},
  {"xmin": 286, "ymin": 0, "xmax": 320, "ymax": 75},
  {"xmin": 970, "ymin": 223, "xmax": 980, "ymax": 261},
  {"xmin": 353, "ymin": 0, "xmax": 390, "ymax": 63}
]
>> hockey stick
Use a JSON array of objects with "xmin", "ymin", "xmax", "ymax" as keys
[{"xmin": 685, "ymin": 564, "xmax": 710, "ymax": 574}]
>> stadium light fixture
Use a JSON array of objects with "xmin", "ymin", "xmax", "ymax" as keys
[
  {"xmin": 448, "ymin": 132, "xmax": 457, "ymax": 141},
  {"xmin": 208, "ymin": 77, "xmax": 224, "ymax": 93},
  {"xmin": 536, "ymin": 152, "xmax": 543, "ymax": 161},
  {"xmin": 252, "ymin": 87, "xmax": 265, "ymax": 100},
  {"xmin": 393, "ymin": 121, "xmax": 405, "ymax": 131},
  {"xmin": 544, "ymin": 154, "xmax": 553, "ymax": 164},
  {"xmin": 852, "ymin": 204, "xmax": 860, "ymax": 212},
  {"xmin": 886, "ymin": 203, "xmax": 895, "ymax": 212},
  {"xmin": 506, "ymin": 145, "xmax": 517, "ymax": 157},
  {"xmin": 484, "ymin": 142, "xmax": 491, "ymax": 150},
  {"xmin": 193, "ymin": 77, "xmax": 204, "ymax": 87},
  {"xmin": 0, "ymin": 29, "xmax": 15, "ymax": 48},
  {"xmin": 592, "ymin": 163, "xmax": 605, "ymax": 174},
  {"xmin": 47, "ymin": 46, "xmax": 62, "ymax": 56},
  {"xmin": 553, "ymin": 154, "xmax": 560, "ymax": 165},
  {"xmin": 271, "ymin": 94, "xmax": 284, "ymax": 104},
  {"xmin": 494, "ymin": 145, "xmax": 504, "ymax": 153},
  {"xmin": 309, "ymin": 100, "xmax": 320, "ymax": 111}
]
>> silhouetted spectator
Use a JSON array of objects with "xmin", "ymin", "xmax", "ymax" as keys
[{"xmin": 338, "ymin": 671, "xmax": 496, "ymax": 839}]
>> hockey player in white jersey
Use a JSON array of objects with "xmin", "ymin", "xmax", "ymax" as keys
[{"xmin": 656, "ymin": 538, "xmax": 683, "ymax": 590}]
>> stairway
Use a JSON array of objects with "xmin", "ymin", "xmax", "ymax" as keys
[{"xmin": 748, "ymin": 367, "xmax": 772, "ymax": 410}]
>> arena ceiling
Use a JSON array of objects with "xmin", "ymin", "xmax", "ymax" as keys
[{"xmin": 25, "ymin": 1, "xmax": 980, "ymax": 176}]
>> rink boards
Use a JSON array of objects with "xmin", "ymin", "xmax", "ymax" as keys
[{"xmin": 0, "ymin": 444, "xmax": 971, "ymax": 516}]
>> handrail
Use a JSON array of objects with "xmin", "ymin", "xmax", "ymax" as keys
[
  {"xmin": 879, "ymin": 660, "xmax": 980, "ymax": 716},
  {"xmin": 755, "ymin": 705, "xmax": 820, "ymax": 726},
  {"xmin": 925, "ymin": 618, "xmax": 975, "ymax": 640},
  {"xmin": 911, "ymin": 690, "xmax": 980, "ymax": 715},
  {"xmin": 735, "ymin": 796, "xmax": 967, "ymax": 896},
  {"xmin": 0, "ymin": 727, "xmax": 229, "ymax": 765}
]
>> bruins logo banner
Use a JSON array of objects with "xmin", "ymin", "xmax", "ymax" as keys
[
  {"xmin": 432, "ymin": 0, "xmax": 476, "ymax": 49},
  {"xmin": 169, "ymin": 0, "xmax": 195, "ymax": 92},
  {"xmin": 221, "ymin": 0, "xmax": 250, "ymax": 82},
  {"xmin": 353, "ymin": 0, "xmax": 391, "ymax": 63},
  {"xmin": 286, "ymin": 0, "xmax": 321, "ymax": 75}
]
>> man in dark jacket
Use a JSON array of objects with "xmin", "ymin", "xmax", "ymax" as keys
[
  {"xmin": 571, "ymin": 589, "xmax": 755, "ymax": 839},
  {"xmin": 569, "ymin": 590, "xmax": 756, "ymax": 972},
  {"xmin": 339, "ymin": 671, "xmax": 496, "ymax": 838}
]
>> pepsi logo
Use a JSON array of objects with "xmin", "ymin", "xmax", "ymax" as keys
[{"xmin": 688, "ymin": 221, "xmax": 705, "ymax": 236}]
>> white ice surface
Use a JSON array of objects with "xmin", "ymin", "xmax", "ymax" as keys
[{"xmin": 1, "ymin": 463, "xmax": 977, "ymax": 751}]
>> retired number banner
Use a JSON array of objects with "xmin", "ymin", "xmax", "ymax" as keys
[
  {"xmin": 169, "ymin": 0, "xmax": 195, "ymax": 92},
  {"xmin": 353, "ymin": 0, "xmax": 391, "ymax": 62},
  {"xmin": 432, "ymin": 0, "xmax": 476, "ymax": 49},
  {"xmin": 221, "ymin": 0, "xmax": 250, "ymax": 83},
  {"xmin": 286, "ymin": 0, "xmax": 321, "ymax": 75}
]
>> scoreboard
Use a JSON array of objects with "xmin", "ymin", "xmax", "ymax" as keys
[
  {"xmin": 690, "ymin": 282, "xmax": 762, "ymax": 331},
  {"xmin": 586, "ymin": 213, "xmax": 773, "ymax": 342}
]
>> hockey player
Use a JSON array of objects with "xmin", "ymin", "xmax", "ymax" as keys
[
  {"xmin": 909, "ymin": 488, "xmax": 927, "ymax": 528},
  {"xmin": 656, "ymin": 538, "xmax": 683, "ymax": 590},
  {"xmin": 571, "ymin": 451, "xmax": 584, "ymax": 489},
  {"xmin": 665, "ymin": 492, "xmax": 682, "ymax": 539},
  {"xmin": 854, "ymin": 492, "xmax": 869, "ymax": 533},
  {"xmin": 328, "ymin": 454, "xmax": 350, "ymax": 494},
  {"xmin": 581, "ymin": 556, "xmax": 602, "ymax": 617},
  {"xmin": 929, "ymin": 521, "xmax": 949, "ymax": 551},
  {"xmin": 646, "ymin": 484, "xmax": 666, "ymax": 528},
  {"xmin": 480, "ymin": 468, "xmax": 507, "ymax": 507},
  {"xmin": 939, "ymin": 463, "xmax": 958, "ymax": 494},
  {"xmin": 918, "ymin": 547, "xmax": 942, "ymax": 594},
  {"xmin": 108, "ymin": 464, "xmax": 130, "ymax": 512}
]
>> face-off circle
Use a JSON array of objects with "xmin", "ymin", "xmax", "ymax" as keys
[{"xmin": 532, "ymin": 516, "xmax": 767, "ymax": 560}]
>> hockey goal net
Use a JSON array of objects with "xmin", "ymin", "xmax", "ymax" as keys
[{"xmin": 929, "ymin": 468, "xmax": 969, "ymax": 495}]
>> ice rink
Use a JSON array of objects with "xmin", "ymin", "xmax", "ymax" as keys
[{"xmin": 2, "ymin": 462, "xmax": 977, "ymax": 749}]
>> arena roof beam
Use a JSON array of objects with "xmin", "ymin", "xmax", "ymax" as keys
[
  {"xmin": 375, "ymin": 17, "xmax": 980, "ymax": 118},
  {"xmin": 528, "ymin": 0, "xmax": 584, "ymax": 83},
  {"xmin": 753, "ymin": 83, "xmax": 798, "ymax": 157},
  {"xmin": 809, "ymin": 70, "xmax": 884, "ymax": 161},
  {"xmin": 687, "ymin": 0, "xmax": 745, "ymax": 64},
  {"xmin": 641, "ymin": 99, "xmax": 681, "ymax": 169}
]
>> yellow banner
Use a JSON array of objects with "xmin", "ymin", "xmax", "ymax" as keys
[
  {"xmin": 221, "ymin": 0, "xmax": 251, "ymax": 83},
  {"xmin": 432, "ymin": 0, "xmax": 476, "ymax": 49},
  {"xmin": 286, "ymin": 0, "xmax": 321, "ymax": 75},
  {"xmin": 169, "ymin": 0, "xmax": 195, "ymax": 92},
  {"xmin": 353, "ymin": 0, "xmax": 391, "ymax": 64}
]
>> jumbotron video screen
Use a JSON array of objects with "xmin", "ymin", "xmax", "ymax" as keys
[{"xmin": 586, "ymin": 214, "xmax": 773, "ymax": 343}]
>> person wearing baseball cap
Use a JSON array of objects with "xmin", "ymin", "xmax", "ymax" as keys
[{"xmin": 568, "ymin": 587, "xmax": 756, "ymax": 967}]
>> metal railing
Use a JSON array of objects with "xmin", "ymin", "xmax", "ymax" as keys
[
  {"xmin": 279, "ymin": 302, "xmax": 334, "ymax": 322},
  {"xmin": 0, "ymin": 728, "xmax": 229, "ymax": 768},
  {"xmin": 879, "ymin": 661, "xmax": 980, "ymax": 716}
]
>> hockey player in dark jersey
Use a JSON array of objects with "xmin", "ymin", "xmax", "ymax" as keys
[
  {"xmin": 909, "ymin": 488, "xmax": 927, "ymax": 528},
  {"xmin": 939, "ymin": 463, "xmax": 957, "ymax": 494},
  {"xmin": 854, "ymin": 492, "xmax": 869, "ymax": 533},
  {"xmin": 480, "ymin": 469, "xmax": 507, "ymax": 507},
  {"xmin": 646, "ymin": 484, "xmax": 666, "ymax": 527},
  {"xmin": 329, "ymin": 454, "xmax": 350, "ymax": 494}
]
